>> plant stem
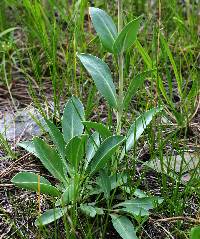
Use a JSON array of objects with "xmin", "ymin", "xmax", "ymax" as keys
[{"xmin": 117, "ymin": 0, "xmax": 124, "ymax": 134}]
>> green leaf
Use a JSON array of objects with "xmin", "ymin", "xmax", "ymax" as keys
[
  {"xmin": 86, "ymin": 132, "xmax": 100, "ymax": 169},
  {"xmin": 110, "ymin": 214, "xmax": 138, "ymax": 239},
  {"xmin": 62, "ymin": 96, "xmax": 85, "ymax": 143},
  {"xmin": 33, "ymin": 137, "xmax": 66, "ymax": 183},
  {"xmin": 113, "ymin": 16, "xmax": 142, "ymax": 54},
  {"xmin": 18, "ymin": 141, "xmax": 39, "ymax": 158},
  {"xmin": 133, "ymin": 189, "xmax": 147, "ymax": 198},
  {"xmin": 83, "ymin": 121, "xmax": 112, "ymax": 139},
  {"xmin": 123, "ymin": 71, "xmax": 153, "ymax": 111},
  {"xmin": 65, "ymin": 135, "xmax": 88, "ymax": 170},
  {"xmin": 80, "ymin": 204, "xmax": 104, "ymax": 218},
  {"xmin": 77, "ymin": 54, "xmax": 118, "ymax": 108},
  {"xmin": 11, "ymin": 172, "xmax": 60, "ymax": 197},
  {"xmin": 96, "ymin": 170, "xmax": 111, "ymax": 200},
  {"xmin": 89, "ymin": 7, "xmax": 117, "ymax": 52},
  {"xmin": 80, "ymin": 204, "xmax": 96, "ymax": 217},
  {"xmin": 35, "ymin": 208, "xmax": 67, "ymax": 226},
  {"xmin": 191, "ymin": 226, "xmax": 200, "ymax": 239},
  {"xmin": 120, "ymin": 207, "xmax": 149, "ymax": 217},
  {"xmin": 121, "ymin": 107, "xmax": 162, "ymax": 159},
  {"xmin": 126, "ymin": 107, "xmax": 162, "ymax": 151},
  {"xmin": 114, "ymin": 197, "xmax": 163, "ymax": 211},
  {"xmin": 94, "ymin": 172, "xmax": 127, "ymax": 195},
  {"xmin": 56, "ymin": 180, "xmax": 78, "ymax": 206},
  {"xmin": 110, "ymin": 172, "xmax": 128, "ymax": 190},
  {"xmin": 45, "ymin": 119, "xmax": 66, "ymax": 160},
  {"xmin": 88, "ymin": 136, "xmax": 125, "ymax": 176}
]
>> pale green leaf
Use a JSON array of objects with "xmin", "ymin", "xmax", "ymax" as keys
[
  {"xmin": 18, "ymin": 141, "xmax": 39, "ymax": 158},
  {"xmin": 133, "ymin": 189, "xmax": 147, "ymax": 198},
  {"xmin": 110, "ymin": 172, "xmax": 128, "ymax": 190},
  {"xmin": 111, "ymin": 214, "xmax": 138, "ymax": 239},
  {"xmin": 45, "ymin": 119, "xmax": 66, "ymax": 160},
  {"xmin": 80, "ymin": 204, "xmax": 104, "ymax": 218},
  {"xmin": 56, "ymin": 180, "xmax": 78, "ymax": 206},
  {"xmin": 62, "ymin": 96, "xmax": 85, "ymax": 143},
  {"xmin": 35, "ymin": 208, "xmax": 67, "ymax": 226},
  {"xmin": 121, "ymin": 107, "xmax": 162, "ymax": 159},
  {"xmin": 120, "ymin": 207, "xmax": 149, "ymax": 217},
  {"xmin": 83, "ymin": 121, "xmax": 112, "ymax": 139},
  {"xmin": 113, "ymin": 16, "xmax": 142, "ymax": 54},
  {"xmin": 96, "ymin": 170, "xmax": 111, "ymax": 200},
  {"xmin": 33, "ymin": 137, "xmax": 66, "ymax": 183},
  {"xmin": 88, "ymin": 136, "xmax": 125, "ymax": 176},
  {"xmin": 80, "ymin": 204, "xmax": 96, "ymax": 217},
  {"xmin": 65, "ymin": 135, "xmax": 88, "ymax": 170},
  {"xmin": 77, "ymin": 54, "xmax": 118, "ymax": 108},
  {"xmin": 89, "ymin": 7, "xmax": 117, "ymax": 52},
  {"xmin": 86, "ymin": 132, "xmax": 100, "ymax": 168},
  {"xmin": 11, "ymin": 172, "xmax": 60, "ymax": 197},
  {"xmin": 114, "ymin": 197, "xmax": 164, "ymax": 211}
]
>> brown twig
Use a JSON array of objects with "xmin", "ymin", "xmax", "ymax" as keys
[
  {"xmin": 0, "ymin": 152, "xmax": 31, "ymax": 178},
  {"xmin": 155, "ymin": 216, "xmax": 200, "ymax": 224}
]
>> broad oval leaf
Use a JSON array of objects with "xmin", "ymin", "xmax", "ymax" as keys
[
  {"xmin": 133, "ymin": 189, "xmax": 148, "ymax": 198},
  {"xmin": 80, "ymin": 204, "xmax": 104, "ymax": 218},
  {"xmin": 35, "ymin": 208, "xmax": 67, "ymax": 226},
  {"xmin": 18, "ymin": 141, "xmax": 39, "ymax": 158},
  {"xmin": 122, "ymin": 186, "xmax": 147, "ymax": 196},
  {"xmin": 96, "ymin": 170, "xmax": 111, "ymax": 200},
  {"xmin": 33, "ymin": 137, "xmax": 66, "ymax": 183},
  {"xmin": 110, "ymin": 172, "xmax": 128, "ymax": 190},
  {"xmin": 11, "ymin": 172, "xmax": 60, "ymax": 197},
  {"xmin": 88, "ymin": 135, "xmax": 125, "ymax": 176},
  {"xmin": 62, "ymin": 96, "xmax": 85, "ymax": 143},
  {"xmin": 113, "ymin": 16, "xmax": 142, "ymax": 54},
  {"xmin": 45, "ymin": 119, "xmax": 65, "ymax": 160},
  {"xmin": 65, "ymin": 135, "xmax": 88, "ymax": 170},
  {"xmin": 86, "ymin": 132, "xmax": 100, "ymax": 169},
  {"xmin": 120, "ymin": 107, "xmax": 162, "ymax": 159},
  {"xmin": 110, "ymin": 214, "xmax": 138, "ymax": 239},
  {"xmin": 120, "ymin": 207, "xmax": 149, "ymax": 217},
  {"xmin": 114, "ymin": 197, "xmax": 164, "ymax": 210},
  {"xmin": 89, "ymin": 7, "xmax": 117, "ymax": 52},
  {"xmin": 83, "ymin": 121, "xmax": 112, "ymax": 139},
  {"xmin": 77, "ymin": 54, "xmax": 118, "ymax": 108},
  {"xmin": 56, "ymin": 180, "xmax": 78, "ymax": 206},
  {"xmin": 94, "ymin": 172, "xmax": 127, "ymax": 195}
]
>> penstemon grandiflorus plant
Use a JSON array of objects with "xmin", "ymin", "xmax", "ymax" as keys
[
  {"xmin": 11, "ymin": 96, "xmax": 162, "ymax": 238},
  {"xmin": 78, "ymin": 4, "xmax": 145, "ymax": 134},
  {"xmin": 11, "ymin": 3, "xmax": 163, "ymax": 239}
]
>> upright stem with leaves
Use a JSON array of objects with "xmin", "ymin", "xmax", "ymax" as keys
[
  {"xmin": 11, "ymin": 4, "xmax": 163, "ymax": 239},
  {"xmin": 117, "ymin": 0, "xmax": 124, "ymax": 134}
]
